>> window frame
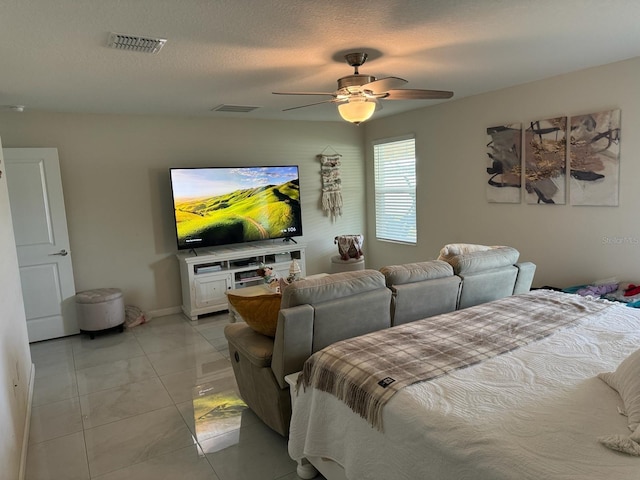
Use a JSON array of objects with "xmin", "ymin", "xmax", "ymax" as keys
[{"xmin": 372, "ymin": 134, "xmax": 417, "ymax": 245}]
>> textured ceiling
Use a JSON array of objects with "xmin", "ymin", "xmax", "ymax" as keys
[{"xmin": 1, "ymin": 0, "xmax": 639, "ymax": 122}]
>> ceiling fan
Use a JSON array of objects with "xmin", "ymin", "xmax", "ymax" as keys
[{"xmin": 273, "ymin": 52, "xmax": 453, "ymax": 124}]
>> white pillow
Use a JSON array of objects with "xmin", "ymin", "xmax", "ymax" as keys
[
  {"xmin": 437, "ymin": 243, "xmax": 494, "ymax": 261},
  {"xmin": 599, "ymin": 424, "xmax": 640, "ymax": 456},
  {"xmin": 598, "ymin": 348, "xmax": 640, "ymax": 431}
]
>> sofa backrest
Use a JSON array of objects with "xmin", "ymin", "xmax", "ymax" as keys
[
  {"xmin": 270, "ymin": 251, "xmax": 535, "ymax": 388},
  {"xmin": 439, "ymin": 246, "xmax": 535, "ymax": 309},
  {"xmin": 380, "ymin": 260, "xmax": 461, "ymax": 326},
  {"xmin": 272, "ymin": 270, "xmax": 391, "ymax": 388},
  {"xmin": 456, "ymin": 265, "xmax": 519, "ymax": 309}
]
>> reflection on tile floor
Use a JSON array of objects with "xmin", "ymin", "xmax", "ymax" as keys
[{"xmin": 25, "ymin": 312, "xmax": 322, "ymax": 480}]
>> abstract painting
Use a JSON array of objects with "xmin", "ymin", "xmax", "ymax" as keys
[
  {"xmin": 524, "ymin": 117, "xmax": 567, "ymax": 204},
  {"xmin": 485, "ymin": 123, "xmax": 521, "ymax": 203},
  {"xmin": 569, "ymin": 109, "xmax": 620, "ymax": 206}
]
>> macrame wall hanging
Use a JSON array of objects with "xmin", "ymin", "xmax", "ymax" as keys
[{"xmin": 317, "ymin": 150, "xmax": 343, "ymax": 221}]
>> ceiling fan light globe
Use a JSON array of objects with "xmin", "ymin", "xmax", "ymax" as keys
[{"xmin": 338, "ymin": 99, "xmax": 376, "ymax": 124}]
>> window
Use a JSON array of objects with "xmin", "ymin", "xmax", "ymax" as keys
[{"xmin": 373, "ymin": 135, "xmax": 417, "ymax": 244}]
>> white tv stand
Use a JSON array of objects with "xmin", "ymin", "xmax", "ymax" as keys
[{"xmin": 176, "ymin": 241, "xmax": 306, "ymax": 320}]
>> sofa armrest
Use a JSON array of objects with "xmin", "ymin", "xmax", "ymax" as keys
[
  {"xmin": 514, "ymin": 262, "xmax": 536, "ymax": 294},
  {"xmin": 271, "ymin": 304, "xmax": 314, "ymax": 389},
  {"xmin": 224, "ymin": 323, "xmax": 275, "ymax": 368}
]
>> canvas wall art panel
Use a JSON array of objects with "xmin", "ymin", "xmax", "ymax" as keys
[
  {"xmin": 569, "ymin": 109, "xmax": 620, "ymax": 206},
  {"xmin": 524, "ymin": 117, "xmax": 567, "ymax": 204},
  {"xmin": 486, "ymin": 124, "xmax": 521, "ymax": 203}
]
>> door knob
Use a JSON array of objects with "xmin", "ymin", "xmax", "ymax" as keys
[{"xmin": 49, "ymin": 249, "xmax": 68, "ymax": 256}]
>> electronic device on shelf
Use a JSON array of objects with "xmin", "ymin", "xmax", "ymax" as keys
[
  {"xmin": 193, "ymin": 264, "xmax": 223, "ymax": 274},
  {"xmin": 231, "ymin": 258, "xmax": 257, "ymax": 267},
  {"xmin": 169, "ymin": 165, "xmax": 303, "ymax": 250}
]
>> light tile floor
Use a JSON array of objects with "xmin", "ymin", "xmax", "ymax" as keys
[{"xmin": 26, "ymin": 312, "xmax": 320, "ymax": 480}]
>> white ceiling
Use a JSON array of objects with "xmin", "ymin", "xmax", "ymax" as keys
[{"xmin": 2, "ymin": 0, "xmax": 639, "ymax": 122}]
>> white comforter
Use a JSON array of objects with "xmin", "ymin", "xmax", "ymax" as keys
[{"xmin": 288, "ymin": 297, "xmax": 640, "ymax": 480}]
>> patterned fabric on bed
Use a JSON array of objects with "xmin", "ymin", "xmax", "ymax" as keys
[{"xmin": 299, "ymin": 289, "xmax": 613, "ymax": 430}]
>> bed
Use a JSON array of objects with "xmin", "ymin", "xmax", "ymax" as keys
[{"xmin": 288, "ymin": 289, "xmax": 640, "ymax": 480}]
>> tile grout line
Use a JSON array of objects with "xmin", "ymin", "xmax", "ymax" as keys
[
  {"xmin": 28, "ymin": 314, "xmax": 276, "ymax": 480},
  {"xmin": 184, "ymin": 312, "xmax": 231, "ymax": 480},
  {"xmin": 70, "ymin": 335, "xmax": 93, "ymax": 480}
]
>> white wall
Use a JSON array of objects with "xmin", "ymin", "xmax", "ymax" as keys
[
  {"xmin": 365, "ymin": 57, "xmax": 640, "ymax": 288},
  {"xmin": 0, "ymin": 114, "xmax": 365, "ymax": 313},
  {"xmin": 2, "ymin": 57, "xmax": 637, "ymax": 318},
  {"xmin": 0, "ymin": 139, "xmax": 32, "ymax": 479},
  {"xmin": 2, "ymin": 55, "xmax": 637, "ymax": 479}
]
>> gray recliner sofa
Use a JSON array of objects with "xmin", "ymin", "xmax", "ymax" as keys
[
  {"xmin": 224, "ymin": 246, "xmax": 535, "ymax": 436},
  {"xmin": 224, "ymin": 270, "xmax": 392, "ymax": 436},
  {"xmin": 379, "ymin": 246, "xmax": 535, "ymax": 326}
]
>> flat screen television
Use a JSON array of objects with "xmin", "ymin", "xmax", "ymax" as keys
[{"xmin": 169, "ymin": 166, "xmax": 303, "ymax": 250}]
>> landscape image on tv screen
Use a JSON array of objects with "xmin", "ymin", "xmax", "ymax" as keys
[{"xmin": 170, "ymin": 166, "xmax": 302, "ymax": 250}]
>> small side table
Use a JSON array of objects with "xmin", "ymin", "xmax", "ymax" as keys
[
  {"xmin": 76, "ymin": 288, "xmax": 125, "ymax": 339},
  {"xmin": 330, "ymin": 255, "xmax": 365, "ymax": 273}
]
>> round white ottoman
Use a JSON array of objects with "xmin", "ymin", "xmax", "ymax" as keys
[
  {"xmin": 330, "ymin": 255, "xmax": 365, "ymax": 273},
  {"xmin": 76, "ymin": 288, "xmax": 125, "ymax": 339}
]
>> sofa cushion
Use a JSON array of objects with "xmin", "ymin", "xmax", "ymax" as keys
[
  {"xmin": 311, "ymin": 288, "xmax": 392, "ymax": 352},
  {"xmin": 391, "ymin": 276, "xmax": 461, "ymax": 325},
  {"xmin": 226, "ymin": 293, "xmax": 281, "ymax": 337},
  {"xmin": 457, "ymin": 267, "xmax": 518, "ymax": 309},
  {"xmin": 437, "ymin": 243, "xmax": 495, "ymax": 260},
  {"xmin": 444, "ymin": 246, "xmax": 520, "ymax": 274},
  {"xmin": 380, "ymin": 260, "xmax": 453, "ymax": 287}
]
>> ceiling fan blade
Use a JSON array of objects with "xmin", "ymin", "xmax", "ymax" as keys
[
  {"xmin": 361, "ymin": 76, "xmax": 408, "ymax": 94},
  {"xmin": 282, "ymin": 99, "xmax": 339, "ymax": 111},
  {"xmin": 384, "ymin": 89, "xmax": 454, "ymax": 100},
  {"xmin": 273, "ymin": 91, "xmax": 335, "ymax": 96}
]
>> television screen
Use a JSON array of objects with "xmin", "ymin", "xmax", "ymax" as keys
[{"xmin": 169, "ymin": 166, "xmax": 303, "ymax": 250}]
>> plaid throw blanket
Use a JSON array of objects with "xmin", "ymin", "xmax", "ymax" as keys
[{"xmin": 299, "ymin": 290, "xmax": 612, "ymax": 430}]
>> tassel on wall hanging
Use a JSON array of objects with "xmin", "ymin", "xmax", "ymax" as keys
[{"xmin": 317, "ymin": 150, "xmax": 343, "ymax": 221}]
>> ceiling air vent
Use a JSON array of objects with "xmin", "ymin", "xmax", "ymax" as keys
[
  {"xmin": 107, "ymin": 32, "xmax": 166, "ymax": 54},
  {"xmin": 211, "ymin": 104, "xmax": 261, "ymax": 113}
]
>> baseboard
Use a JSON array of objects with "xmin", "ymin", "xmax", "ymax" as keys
[
  {"xmin": 19, "ymin": 363, "xmax": 35, "ymax": 480},
  {"xmin": 147, "ymin": 305, "xmax": 183, "ymax": 319}
]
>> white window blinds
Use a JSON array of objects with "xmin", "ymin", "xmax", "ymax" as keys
[{"xmin": 373, "ymin": 136, "xmax": 417, "ymax": 244}]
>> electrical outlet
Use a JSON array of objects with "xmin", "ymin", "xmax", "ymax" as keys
[
  {"xmin": 13, "ymin": 376, "xmax": 19, "ymax": 401},
  {"xmin": 12, "ymin": 360, "xmax": 20, "ymax": 399}
]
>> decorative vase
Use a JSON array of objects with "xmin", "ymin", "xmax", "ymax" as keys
[{"xmin": 287, "ymin": 259, "xmax": 302, "ymax": 283}]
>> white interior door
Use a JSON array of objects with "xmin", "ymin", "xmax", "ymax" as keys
[{"xmin": 3, "ymin": 148, "xmax": 78, "ymax": 342}]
